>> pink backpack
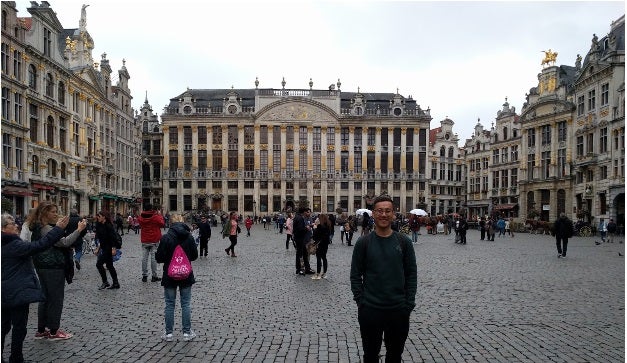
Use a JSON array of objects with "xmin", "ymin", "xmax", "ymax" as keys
[{"xmin": 167, "ymin": 244, "xmax": 192, "ymax": 280}]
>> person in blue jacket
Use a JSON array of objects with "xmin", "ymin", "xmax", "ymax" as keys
[{"xmin": 1, "ymin": 213, "xmax": 69, "ymax": 363}]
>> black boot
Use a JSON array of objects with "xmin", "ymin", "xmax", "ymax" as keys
[
  {"xmin": 99, "ymin": 282, "xmax": 110, "ymax": 290},
  {"xmin": 108, "ymin": 282, "xmax": 120, "ymax": 289}
]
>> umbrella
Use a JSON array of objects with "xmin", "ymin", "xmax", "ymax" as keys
[
  {"xmin": 355, "ymin": 209, "xmax": 372, "ymax": 216},
  {"xmin": 409, "ymin": 208, "xmax": 428, "ymax": 216}
]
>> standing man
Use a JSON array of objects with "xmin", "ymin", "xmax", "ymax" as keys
[
  {"xmin": 138, "ymin": 204, "xmax": 165, "ymax": 282},
  {"xmin": 607, "ymin": 218, "xmax": 618, "ymax": 243},
  {"xmin": 458, "ymin": 215, "xmax": 469, "ymax": 245},
  {"xmin": 598, "ymin": 218, "xmax": 608, "ymax": 243},
  {"xmin": 293, "ymin": 207, "xmax": 314, "ymax": 275},
  {"xmin": 350, "ymin": 195, "xmax": 417, "ymax": 363},
  {"xmin": 553, "ymin": 212, "xmax": 574, "ymax": 258},
  {"xmin": 197, "ymin": 216, "xmax": 212, "ymax": 257},
  {"xmin": 115, "ymin": 213, "xmax": 124, "ymax": 236}
]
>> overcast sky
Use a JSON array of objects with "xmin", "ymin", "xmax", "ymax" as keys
[{"xmin": 17, "ymin": 1, "xmax": 625, "ymax": 143}]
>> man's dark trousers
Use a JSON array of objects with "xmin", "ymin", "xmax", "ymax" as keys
[{"xmin": 358, "ymin": 305, "xmax": 410, "ymax": 363}]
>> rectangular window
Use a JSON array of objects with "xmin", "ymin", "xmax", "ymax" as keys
[
  {"xmin": 286, "ymin": 150, "xmax": 294, "ymax": 172},
  {"xmin": 260, "ymin": 150, "xmax": 268, "ymax": 171},
  {"xmin": 341, "ymin": 127, "xmax": 349, "ymax": 146},
  {"xmin": 260, "ymin": 125, "xmax": 268, "ymax": 144},
  {"xmin": 367, "ymin": 128, "xmax": 375, "ymax": 146},
  {"xmin": 198, "ymin": 126, "xmax": 207, "ymax": 144},
  {"xmin": 557, "ymin": 121, "xmax": 567, "ymax": 142},
  {"xmin": 286, "ymin": 126, "xmax": 294, "ymax": 145},
  {"xmin": 43, "ymin": 28, "xmax": 52, "ymax": 57},
  {"xmin": 601, "ymin": 83, "xmax": 609, "ymax": 106},
  {"xmin": 587, "ymin": 89, "xmax": 596, "ymax": 111},
  {"xmin": 169, "ymin": 195, "xmax": 178, "ymax": 212},
  {"xmin": 212, "ymin": 126, "xmax": 222, "ymax": 144},
  {"xmin": 557, "ymin": 148, "xmax": 566, "ymax": 177},
  {"xmin": 510, "ymin": 169, "xmax": 517, "ymax": 186},
  {"xmin": 541, "ymin": 151, "xmax": 551, "ymax": 179},
  {"xmin": 492, "ymin": 149, "xmax": 499, "ymax": 164},
  {"xmin": 354, "ymin": 151, "xmax": 362, "ymax": 173},
  {"xmin": 59, "ymin": 117, "xmax": 67, "ymax": 152},
  {"xmin": 586, "ymin": 133, "xmax": 594, "ymax": 154},
  {"xmin": 244, "ymin": 150, "xmax": 254, "ymax": 171},
  {"xmin": 600, "ymin": 127, "xmax": 608, "ymax": 153},
  {"xmin": 183, "ymin": 126, "xmax": 192, "ymax": 144},
  {"xmin": 228, "ymin": 150, "xmax": 238, "ymax": 171},
  {"xmin": 273, "ymin": 126, "xmax": 281, "ymax": 146},
  {"xmin": 183, "ymin": 150, "xmax": 192, "ymax": 171},
  {"xmin": 1, "ymin": 43, "xmax": 8, "ymax": 74},
  {"xmin": 169, "ymin": 150, "xmax": 178, "ymax": 169},
  {"xmin": 228, "ymin": 126, "xmax": 238, "ymax": 146},
  {"xmin": 327, "ymin": 127, "xmax": 335, "ymax": 145},
  {"xmin": 327, "ymin": 152, "xmax": 335, "ymax": 173},
  {"xmin": 367, "ymin": 151, "xmax": 375, "ymax": 173},
  {"xmin": 273, "ymin": 150, "xmax": 281, "ymax": 172},
  {"xmin": 299, "ymin": 126, "xmax": 307, "ymax": 146},
  {"xmin": 527, "ymin": 128, "xmax": 536, "ymax": 147},
  {"xmin": 1, "ymin": 87, "xmax": 9, "ymax": 120},
  {"xmin": 511, "ymin": 145, "xmax": 518, "ymax": 162},
  {"xmin": 541, "ymin": 125, "xmax": 551, "ymax": 145},
  {"xmin": 340, "ymin": 151, "xmax": 349, "ymax": 173},
  {"xmin": 12, "ymin": 50, "xmax": 21, "ymax": 81},
  {"xmin": 527, "ymin": 153, "xmax": 535, "ymax": 181},
  {"xmin": 381, "ymin": 128, "xmax": 388, "ymax": 147},
  {"xmin": 244, "ymin": 126, "xmax": 254, "ymax": 145},
  {"xmin": 169, "ymin": 126, "xmax": 178, "ymax": 144},
  {"xmin": 313, "ymin": 151, "xmax": 321, "ymax": 173},
  {"xmin": 577, "ymin": 95, "xmax": 585, "ymax": 116},
  {"xmin": 492, "ymin": 171, "xmax": 499, "ymax": 189},
  {"xmin": 213, "ymin": 150, "xmax": 222, "ymax": 170},
  {"xmin": 576, "ymin": 136, "xmax": 584, "ymax": 157},
  {"xmin": 313, "ymin": 127, "xmax": 321, "ymax": 151},
  {"xmin": 354, "ymin": 127, "xmax": 362, "ymax": 149},
  {"xmin": 501, "ymin": 169, "xmax": 508, "ymax": 188},
  {"xmin": 2, "ymin": 133, "xmax": 11, "ymax": 167}
]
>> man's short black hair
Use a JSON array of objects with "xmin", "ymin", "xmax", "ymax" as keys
[{"xmin": 372, "ymin": 195, "xmax": 394, "ymax": 208}]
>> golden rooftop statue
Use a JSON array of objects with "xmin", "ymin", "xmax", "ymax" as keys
[{"xmin": 541, "ymin": 49, "xmax": 558, "ymax": 67}]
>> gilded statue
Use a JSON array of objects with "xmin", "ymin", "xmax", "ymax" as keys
[{"xmin": 541, "ymin": 49, "xmax": 558, "ymax": 67}]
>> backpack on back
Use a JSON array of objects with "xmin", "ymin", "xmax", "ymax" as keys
[{"xmin": 167, "ymin": 244, "xmax": 192, "ymax": 280}]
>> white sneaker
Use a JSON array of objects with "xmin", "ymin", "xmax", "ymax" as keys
[
  {"xmin": 183, "ymin": 330, "xmax": 196, "ymax": 341},
  {"xmin": 321, "ymin": 273, "xmax": 327, "ymax": 279},
  {"xmin": 311, "ymin": 274, "xmax": 321, "ymax": 280},
  {"xmin": 161, "ymin": 333, "xmax": 173, "ymax": 342}
]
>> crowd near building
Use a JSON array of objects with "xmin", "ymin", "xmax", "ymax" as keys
[{"xmin": 2, "ymin": 2, "xmax": 625, "ymax": 228}]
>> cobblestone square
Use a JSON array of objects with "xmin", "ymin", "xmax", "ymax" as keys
[{"xmin": 9, "ymin": 226, "xmax": 624, "ymax": 362}]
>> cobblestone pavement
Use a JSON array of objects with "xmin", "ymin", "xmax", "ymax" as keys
[{"xmin": 7, "ymin": 225, "xmax": 624, "ymax": 362}]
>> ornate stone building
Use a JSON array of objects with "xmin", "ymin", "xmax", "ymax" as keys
[
  {"xmin": 518, "ymin": 60, "xmax": 577, "ymax": 222},
  {"xmin": 571, "ymin": 15, "xmax": 625, "ymax": 224},
  {"xmin": 463, "ymin": 119, "xmax": 493, "ymax": 219},
  {"xmin": 428, "ymin": 118, "xmax": 465, "ymax": 216},
  {"xmin": 1, "ymin": 1, "xmax": 140, "ymax": 217},
  {"xmin": 463, "ymin": 99, "xmax": 522, "ymax": 220},
  {"xmin": 138, "ymin": 95, "xmax": 163, "ymax": 209},
  {"xmin": 159, "ymin": 80, "xmax": 433, "ymax": 215}
]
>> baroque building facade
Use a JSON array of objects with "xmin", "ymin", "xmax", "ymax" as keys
[
  {"xmin": 428, "ymin": 118, "xmax": 465, "ymax": 216},
  {"xmin": 463, "ymin": 99, "xmax": 522, "ymax": 220},
  {"xmin": 571, "ymin": 16, "xmax": 625, "ymax": 224},
  {"xmin": 158, "ymin": 80, "xmax": 433, "ymax": 216},
  {"xmin": 1, "ymin": 1, "xmax": 140, "ymax": 217}
]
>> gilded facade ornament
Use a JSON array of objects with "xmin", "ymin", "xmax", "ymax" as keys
[
  {"xmin": 212, "ymin": 144, "xmax": 222, "ymax": 150},
  {"xmin": 541, "ymin": 49, "xmax": 558, "ymax": 67},
  {"xmin": 260, "ymin": 144, "xmax": 268, "ymax": 150},
  {"xmin": 367, "ymin": 146, "xmax": 375, "ymax": 152},
  {"xmin": 300, "ymin": 145, "xmax": 307, "ymax": 151},
  {"xmin": 286, "ymin": 144, "xmax": 293, "ymax": 151},
  {"xmin": 169, "ymin": 144, "xmax": 178, "ymax": 150},
  {"xmin": 401, "ymin": 128, "xmax": 407, "ymax": 135},
  {"xmin": 341, "ymin": 145, "xmax": 349, "ymax": 151},
  {"xmin": 327, "ymin": 145, "xmax": 335, "ymax": 151}
]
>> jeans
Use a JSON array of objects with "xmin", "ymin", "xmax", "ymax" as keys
[
  {"xmin": 600, "ymin": 231, "xmax": 607, "ymax": 242},
  {"xmin": 358, "ymin": 305, "xmax": 410, "ymax": 363},
  {"xmin": 199, "ymin": 237, "xmax": 209, "ymax": 256},
  {"xmin": 556, "ymin": 236, "xmax": 568, "ymax": 256},
  {"xmin": 36, "ymin": 268, "xmax": 66, "ymax": 333},
  {"xmin": 142, "ymin": 242, "xmax": 159, "ymax": 277},
  {"xmin": 73, "ymin": 241, "xmax": 83, "ymax": 262},
  {"xmin": 1, "ymin": 304, "xmax": 29, "ymax": 363},
  {"xmin": 164, "ymin": 286, "xmax": 192, "ymax": 335},
  {"xmin": 295, "ymin": 239, "xmax": 311, "ymax": 272},
  {"xmin": 411, "ymin": 231, "xmax": 419, "ymax": 243}
]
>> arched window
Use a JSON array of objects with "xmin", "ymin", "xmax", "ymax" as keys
[
  {"xmin": 46, "ymin": 115, "xmax": 54, "ymax": 147},
  {"xmin": 57, "ymin": 81, "xmax": 65, "ymax": 105},
  {"xmin": 45, "ymin": 73, "xmax": 54, "ymax": 98},
  {"xmin": 60, "ymin": 162, "xmax": 66, "ymax": 179},
  {"xmin": 503, "ymin": 127, "xmax": 508, "ymax": 140},
  {"xmin": 439, "ymin": 146, "xmax": 446, "ymax": 157},
  {"xmin": 28, "ymin": 64, "xmax": 37, "ymax": 90},
  {"xmin": 448, "ymin": 147, "xmax": 454, "ymax": 158},
  {"xmin": 31, "ymin": 155, "xmax": 39, "ymax": 174},
  {"xmin": 143, "ymin": 121, "xmax": 148, "ymax": 132}
]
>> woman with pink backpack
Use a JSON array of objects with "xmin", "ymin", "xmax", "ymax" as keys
[{"xmin": 155, "ymin": 214, "xmax": 198, "ymax": 342}]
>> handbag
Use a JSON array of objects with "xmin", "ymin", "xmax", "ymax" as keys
[{"xmin": 306, "ymin": 241, "xmax": 319, "ymax": 255}]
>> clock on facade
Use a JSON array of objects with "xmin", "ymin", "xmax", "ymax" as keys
[
  {"xmin": 228, "ymin": 105, "xmax": 238, "ymax": 114},
  {"xmin": 183, "ymin": 105, "xmax": 192, "ymax": 114},
  {"xmin": 393, "ymin": 107, "xmax": 402, "ymax": 116}
]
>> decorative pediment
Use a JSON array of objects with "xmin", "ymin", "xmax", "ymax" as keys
[{"xmin": 256, "ymin": 100, "xmax": 337, "ymax": 122}]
